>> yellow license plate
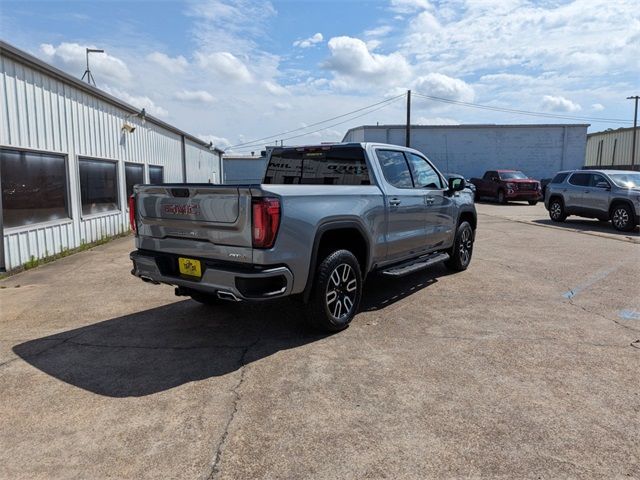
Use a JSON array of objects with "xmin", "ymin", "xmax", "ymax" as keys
[{"xmin": 178, "ymin": 257, "xmax": 202, "ymax": 278}]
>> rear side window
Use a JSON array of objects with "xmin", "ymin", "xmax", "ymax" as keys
[
  {"xmin": 377, "ymin": 150, "xmax": 413, "ymax": 188},
  {"xmin": 551, "ymin": 172, "xmax": 569, "ymax": 184},
  {"xmin": 568, "ymin": 173, "xmax": 591, "ymax": 186},
  {"xmin": 263, "ymin": 146, "xmax": 370, "ymax": 185}
]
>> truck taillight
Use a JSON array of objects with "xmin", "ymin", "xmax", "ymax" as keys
[
  {"xmin": 128, "ymin": 195, "xmax": 137, "ymax": 234},
  {"xmin": 252, "ymin": 197, "xmax": 280, "ymax": 249}
]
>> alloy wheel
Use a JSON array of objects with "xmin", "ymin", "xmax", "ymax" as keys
[
  {"xmin": 550, "ymin": 202, "xmax": 562, "ymax": 220},
  {"xmin": 612, "ymin": 208, "xmax": 629, "ymax": 229},
  {"xmin": 325, "ymin": 263, "xmax": 358, "ymax": 320},
  {"xmin": 459, "ymin": 227, "xmax": 473, "ymax": 266}
]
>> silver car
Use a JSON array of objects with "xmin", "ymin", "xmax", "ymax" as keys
[{"xmin": 544, "ymin": 169, "xmax": 640, "ymax": 231}]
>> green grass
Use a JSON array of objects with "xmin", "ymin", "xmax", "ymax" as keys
[{"xmin": 0, "ymin": 231, "xmax": 131, "ymax": 279}]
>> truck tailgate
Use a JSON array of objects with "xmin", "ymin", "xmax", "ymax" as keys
[{"xmin": 135, "ymin": 184, "xmax": 254, "ymax": 260}]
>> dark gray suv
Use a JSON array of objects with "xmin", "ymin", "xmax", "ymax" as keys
[{"xmin": 544, "ymin": 170, "xmax": 640, "ymax": 232}]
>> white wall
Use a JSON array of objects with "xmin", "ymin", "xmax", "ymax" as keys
[{"xmin": 0, "ymin": 52, "xmax": 218, "ymax": 270}]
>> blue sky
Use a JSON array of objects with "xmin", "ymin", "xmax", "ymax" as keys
[{"xmin": 2, "ymin": 0, "xmax": 639, "ymax": 152}]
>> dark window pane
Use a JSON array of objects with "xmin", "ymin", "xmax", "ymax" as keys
[
  {"xmin": 263, "ymin": 147, "xmax": 370, "ymax": 185},
  {"xmin": 568, "ymin": 173, "xmax": 590, "ymax": 186},
  {"xmin": 551, "ymin": 172, "xmax": 569, "ymax": 184},
  {"xmin": 406, "ymin": 153, "xmax": 442, "ymax": 189},
  {"xmin": 79, "ymin": 158, "xmax": 119, "ymax": 215},
  {"xmin": 1, "ymin": 149, "xmax": 70, "ymax": 228},
  {"xmin": 377, "ymin": 150, "xmax": 413, "ymax": 188},
  {"xmin": 125, "ymin": 163, "xmax": 144, "ymax": 198},
  {"xmin": 149, "ymin": 165, "xmax": 164, "ymax": 184}
]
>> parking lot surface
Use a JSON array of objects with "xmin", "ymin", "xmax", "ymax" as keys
[{"xmin": 1, "ymin": 203, "xmax": 639, "ymax": 479}]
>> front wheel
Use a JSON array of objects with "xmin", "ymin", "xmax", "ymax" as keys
[
  {"xmin": 445, "ymin": 221, "xmax": 474, "ymax": 271},
  {"xmin": 610, "ymin": 204, "xmax": 635, "ymax": 232},
  {"xmin": 548, "ymin": 198, "xmax": 567, "ymax": 222},
  {"xmin": 308, "ymin": 250, "xmax": 362, "ymax": 333}
]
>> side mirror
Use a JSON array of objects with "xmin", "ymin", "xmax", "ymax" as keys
[
  {"xmin": 448, "ymin": 177, "xmax": 465, "ymax": 192},
  {"xmin": 595, "ymin": 181, "xmax": 610, "ymax": 190}
]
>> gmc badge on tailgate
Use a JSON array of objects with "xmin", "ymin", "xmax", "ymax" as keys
[{"xmin": 163, "ymin": 204, "xmax": 199, "ymax": 215}]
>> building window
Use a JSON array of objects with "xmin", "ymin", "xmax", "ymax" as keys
[
  {"xmin": 1, "ymin": 148, "xmax": 70, "ymax": 228},
  {"xmin": 125, "ymin": 162, "xmax": 144, "ymax": 198},
  {"xmin": 79, "ymin": 158, "xmax": 119, "ymax": 215},
  {"xmin": 149, "ymin": 165, "xmax": 164, "ymax": 184}
]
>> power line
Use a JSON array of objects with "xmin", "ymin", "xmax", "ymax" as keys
[
  {"xmin": 227, "ymin": 93, "xmax": 406, "ymax": 149},
  {"xmin": 231, "ymin": 95, "xmax": 405, "ymax": 153},
  {"xmin": 412, "ymin": 92, "xmax": 633, "ymax": 124}
]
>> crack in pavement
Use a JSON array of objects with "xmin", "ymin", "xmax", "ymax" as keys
[
  {"xmin": 566, "ymin": 299, "xmax": 640, "ymax": 349},
  {"xmin": 205, "ymin": 333, "xmax": 263, "ymax": 480}
]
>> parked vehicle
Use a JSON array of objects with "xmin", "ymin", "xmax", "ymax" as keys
[
  {"xmin": 470, "ymin": 170, "xmax": 541, "ymax": 205},
  {"xmin": 540, "ymin": 178, "xmax": 552, "ymax": 200},
  {"xmin": 129, "ymin": 143, "xmax": 477, "ymax": 332},
  {"xmin": 545, "ymin": 169, "xmax": 640, "ymax": 232}
]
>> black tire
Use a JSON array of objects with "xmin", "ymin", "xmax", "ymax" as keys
[
  {"xmin": 548, "ymin": 198, "xmax": 567, "ymax": 222},
  {"xmin": 445, "ymin": 221, "xmax": 474, "ymax": 272},
  {"xmin": 474, "ymin": 191, "xmax": 480, "ymax": 203},
  {"xmin": 528, "ymin": 200, "xmax": 538, "ymax": 206},
  {"xmin": 497, "ymin": 190, "xmax": 507, "ymax": 204},
  {"xmin": 610, "ymin": 203, "xmax": 635, "ymax": 232},
  {"xmin": 307, "ymin": 249, "xmax": 362, "ymax": 333},
  {"xmin": 189, "ymin": 291, "xmax": 224, "ymax": 305}
]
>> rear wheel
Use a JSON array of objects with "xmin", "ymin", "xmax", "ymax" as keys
[
  {"xmin": 497, "ymin": 190, "xmax": 507, "ymax": 204},
  {"xmin": 445, "ymin": 221, "xmax": 474, "ymax": 271},
  {"xmin": 610, "ymin": 204, "xmax": 635, "ymax": 232},
  {"xmin": 308, "ymin": 249, "xmax": 362, "ymax": 333},
  {"xmin": 549, "ymin": 198, "xmax": 567, "ymax": 222}
]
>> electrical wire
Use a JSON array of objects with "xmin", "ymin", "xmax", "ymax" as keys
[
  {"xmin": 227, "ymin": 92, "xmax": 406, "ymax": 149},
  {"xmin": 231, "ymin": 95, "xmax": 405, "ymax": 153},
  {"xmin": 412, "ymin": 92, "xmax": 633, "ymax": 124}
]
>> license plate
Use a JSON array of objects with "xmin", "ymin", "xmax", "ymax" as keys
[{"xmin": 178, "ymin": 257, "xmax": 202, "ymax": 278}]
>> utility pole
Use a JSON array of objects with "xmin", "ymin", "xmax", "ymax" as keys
[
  {"xmin": 627, "ymin": 96, "xmax": 639, "ymax": 170},
  {"xmin": 405, "ymin": 90, "xmax": 411, "ymax": 148}
]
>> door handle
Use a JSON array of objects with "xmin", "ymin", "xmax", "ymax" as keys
[
  {"xmin": 389, "ymin": 198, "xmax": 401, "ymax": 207},
  {"xmin": 425, "ymin": 196, "xmax": 435, "ymax": 205}
]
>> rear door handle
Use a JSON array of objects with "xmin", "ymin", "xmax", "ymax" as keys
[
  {"xmin": 389, "ymin": 198, "xmax": 401, "ymax": 207},
  {"xmin": 425, "ymin": 196, "xmax": 435, "ymax": 205}
]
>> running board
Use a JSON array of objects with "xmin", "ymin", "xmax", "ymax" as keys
[{"xmin": 381, "ymin": 252, "xmax": 450, "ymax": 277}]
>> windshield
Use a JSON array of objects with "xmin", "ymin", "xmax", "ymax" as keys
[
  {"xmin": 499, "ymin": 171, "xmax": 528, "ymax": 180},
  {"xmin": 608, "ymin": 173, "xmax": 640, "ymax": 189}
]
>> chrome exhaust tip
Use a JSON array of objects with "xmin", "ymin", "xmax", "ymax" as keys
[{"xmin": 217, "ymin": 290, "xmax": 241, "ymax": 302}]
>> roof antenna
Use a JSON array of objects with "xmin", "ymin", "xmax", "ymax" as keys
[{"xmin": 81, "ymin": 48, "xmax": 104, "ymax": 86}]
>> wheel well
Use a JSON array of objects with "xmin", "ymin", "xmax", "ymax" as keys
[
  {"xmin": 317, "ymin": 228, "xmax": 368, "ymax": 273},
  {"xmin": 458, "ymin": 211, "xmax": 477, "ymax": 230},
  {"xmin": 609, "ymin": 200, "xmax": 634, "ymax": 217},
  {"xmin": 548, "ymin": 195, "xmax": 563, "ymax": 205}
]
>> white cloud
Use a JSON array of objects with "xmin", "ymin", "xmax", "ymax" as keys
[
  {"xmin": 390, "ymin": 0, "xmax": 433, "ymax": 14},
  {"xmin": 413, "ymin": 73, "xmax": 475, "ymax": 102},
  {"xmin": 542, "ymin": 95, "xmax": 581, "ymax": 112},
  {"xmin": 262, "ymin": 81, "xmax": 289, "ymax": 96},
  {"xmin": 274, "ymin": 102, "xmax": 292, "ymax": 110},
  {"xmin": 197, "ymin": 134, "xmax": 231, "ymax": 150},
  {"xmin": 39, "ymin": 42, "xmax": 131, "ymax": 85},
  {"xmin": 195, "ymin": 51, "xmax": 252, "ymax": 83},
  {"xmin": 174, "ymin": 89, "xmax": 216, "ymax": 103},
  {"xmin": 293, "ymin": 32, "xmax": 323, "ymax": 48},
  {"xmin": 323, "ymin": 36, "xmax": 411, "ymax": 88},
  {"xmin": 364, "ymin": 25, "xmax": 393, "ymax": 37},
  {"xmin": 591, "ymin": 103, "xmax": 605, "ymax": 111},
  {"xmin": 147, "ymin": 52, "xmax": 188, "ymax": 74},
  {"xmin": 415, "ymin": 116, "xmax": 459, "ymax": 125},
  {"xmin": 102, "ymin": 86, "xmax": 169, "ymax": 118}
]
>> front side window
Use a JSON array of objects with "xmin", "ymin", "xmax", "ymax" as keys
[
  {"xmin": 377, "ymin": 150, "xmax": 413, "ymax": 188},
  {"xmin": 568, "ymin": 172, "xmax": 591, "ymax": 187},
  {"xmin": 1, "ymin": 148, "xmax": 70, "ymax": 228},
  {"xmin": 125, "ymin": 163, "xmax": 144, "ymax": 198},
  {"xmin": 79, "ymin": 158, "xmax": 119, "ymax": 215},
  {"xmin": 405, "ymin": 153, "xmax": 443, "ymax": 189},
  {"xmin": 551, "ymin": 172, "xmax": 569, "ymax": 184},
  {"xmin": 590, "ymin": 173, "xmax": 609, "ymax": 187},
  {"xmin": 608, "ymin": 172, "xmax": 640, "ymax": 188},
  {"xmin": 149, "ymin": 165, "xmax": 164, "ymax": 184}
]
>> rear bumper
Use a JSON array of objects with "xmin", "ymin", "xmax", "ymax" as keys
[{"xmin": 130, "ymin": 250, "xmax": 294, "ymax": 301}]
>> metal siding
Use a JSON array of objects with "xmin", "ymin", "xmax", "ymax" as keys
[
  {"xmin": 585, "ymin": 129, "xmax": 639, "ymax": 167},
  {"xmin": 185, "ymin": 138, "xmax": 219, "ymax": 183},
  {"xmin": 0, "ymin": 53, "xmax": 215, "ymax": 270}
]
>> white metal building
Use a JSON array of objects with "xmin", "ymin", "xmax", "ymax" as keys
[
  {"xmin": 343, "ymin": 124, "xmax": 589, "ymax": 180},
  {"xmin": 584, "ymin": 127, "xmax": 639, "ymax": 170},
  {"xmin": 0, "ymin": 41, "xmax": 223, "ymax": 271}
]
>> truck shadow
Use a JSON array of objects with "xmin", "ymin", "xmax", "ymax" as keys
[
  {"xmin": 531, "ymin": 218, "xmax": 640, "ymax": 237},
  {"xmin": 13, "ymin": 267, "xmax": 449, "ymax": 397}
]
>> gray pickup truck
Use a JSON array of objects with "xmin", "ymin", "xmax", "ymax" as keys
[{"xmin": 129, "ymin": 143, "xmax": 477, "ymax": 332}]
